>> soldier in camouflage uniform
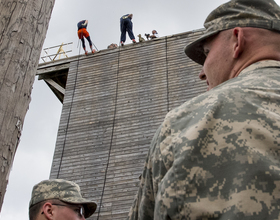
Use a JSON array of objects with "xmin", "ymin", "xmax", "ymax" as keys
[
  {"xmin": 29, "ymin": 179, "xmax": 97, "ymax": 220},
  {"xmin": 128, "ymin": 0, "xmax": 280, "ymax": 219}
]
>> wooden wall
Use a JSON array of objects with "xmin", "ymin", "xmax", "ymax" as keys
[{"xmin": 49, "ymin": 29, "xmax": 206, "ymax": 220}]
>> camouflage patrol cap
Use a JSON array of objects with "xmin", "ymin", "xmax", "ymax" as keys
[
  {"xmin": 185, "ymin": 0, "xmax": 280, "ymax": 65},
  {"xmin": 29, "ymin": 179, "xmax": 97, "ymax": 218}
]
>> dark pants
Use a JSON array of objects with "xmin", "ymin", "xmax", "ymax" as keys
[
  {"xmin": 120, "ymin": 18, "xmax": 135, "ymax": 42},
  {"xmin": 81, "ymin": 36, "xmax": 92, "ymax": 49}
]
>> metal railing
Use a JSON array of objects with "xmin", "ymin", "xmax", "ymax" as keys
[{"xmin": 41, "ymin": 42, "xmax": 73, "ymax": 62}]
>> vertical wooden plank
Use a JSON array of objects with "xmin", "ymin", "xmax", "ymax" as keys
[{"xmin": 0, "ymin": 0, "xmax": 55, "ymax": 210}]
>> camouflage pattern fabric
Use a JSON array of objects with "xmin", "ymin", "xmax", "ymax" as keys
[
  {"xmin": 29, "ymin": 179, "xmax": 97, "ymax": 218},
  {"xmin": 128, "ymin": 60, "xmax": 280, "ymax": 219}
]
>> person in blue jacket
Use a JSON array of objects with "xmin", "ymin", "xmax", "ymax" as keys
[{"xmin": 120, "ymin": 14, "xmax": 136, "ymax": 46}]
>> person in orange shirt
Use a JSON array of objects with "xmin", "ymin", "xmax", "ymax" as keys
[{"xmin": 77, "ymin": 20, "xmax": 95, "ymax": 55}]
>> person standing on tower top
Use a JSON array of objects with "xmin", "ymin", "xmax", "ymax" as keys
[{"xmin": 120, "ymin": 14, "xmax": 136, "ymax": 46}]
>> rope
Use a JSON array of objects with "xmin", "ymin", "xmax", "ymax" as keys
[
  {"xmin": 92, "ymin": 41, "xmax": 99, "ymax": 51},
  {"xmin": 165, "ymin": 36, "xmax": 170, "ymax": 112},
  {"xmin": 56, "ymin": 39, "xmax": 82, "ymax": 178},
  {"xmin": 96, "ymin": 43, "xmax": 121, "ymax": 220}
]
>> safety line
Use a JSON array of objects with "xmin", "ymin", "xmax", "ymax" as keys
[
  {"xmin": 96, "ymin": 43, "xmax": 121, "ymax": 220},
  {"xmin": 56, "ymin": 40, "xmax": 82, "ymax": 178},
  {"xmin": 165, "ymin": 36, "xmax": 170, "ymax": 112}
]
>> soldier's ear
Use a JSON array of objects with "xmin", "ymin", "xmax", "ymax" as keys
[
  {"xmin": 42, "ymin": 202, "xmax": 54, "ymax": 220},
  {"xmin": 232, "ymin": 27, "xmax": 245, "ymax": 59}
]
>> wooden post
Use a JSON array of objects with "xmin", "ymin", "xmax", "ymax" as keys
[{"xmin": 0, "ymin": 0, "xmax": 55, "ymax": 210}]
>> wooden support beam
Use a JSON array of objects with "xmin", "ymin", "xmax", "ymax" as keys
[
  {"xmin": 44, "ymin": 78, "xmax": 65, "ymax": 95},
  {"xmin": 37, "ymin": 63, "xmax": 70, "ymax": 77}
]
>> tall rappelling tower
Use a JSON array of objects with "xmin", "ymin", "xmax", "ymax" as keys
[{"xmin": 37, "ymin": 29, "xmax": 206, "ymax": 220}]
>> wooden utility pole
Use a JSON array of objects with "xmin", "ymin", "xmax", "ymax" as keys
[{"xmin": 0, "ymin": 0, "xmax": 55, "ymax": 210}]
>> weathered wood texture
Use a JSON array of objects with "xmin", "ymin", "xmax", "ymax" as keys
[
  {"xmin": 0, "ymin": 0, "xmax": 55, "ymax": 210},
  {"xmin": 49, "ymin": 30, "xmax": 206, "ymax": 220}
]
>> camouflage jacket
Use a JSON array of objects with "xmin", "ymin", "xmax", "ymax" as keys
[{"xmin": 127, "ymin": 60, "xmax": 280, "ymax": 220}]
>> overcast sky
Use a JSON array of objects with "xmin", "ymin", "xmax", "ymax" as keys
[{"xmin": 2, "ymin": 0, "xmax": 280, "ymax": 219}]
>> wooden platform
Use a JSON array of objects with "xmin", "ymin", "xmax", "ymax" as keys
[{"xmin": 37, "ymin": 29, "xmax": 206, "ymax": 220}]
